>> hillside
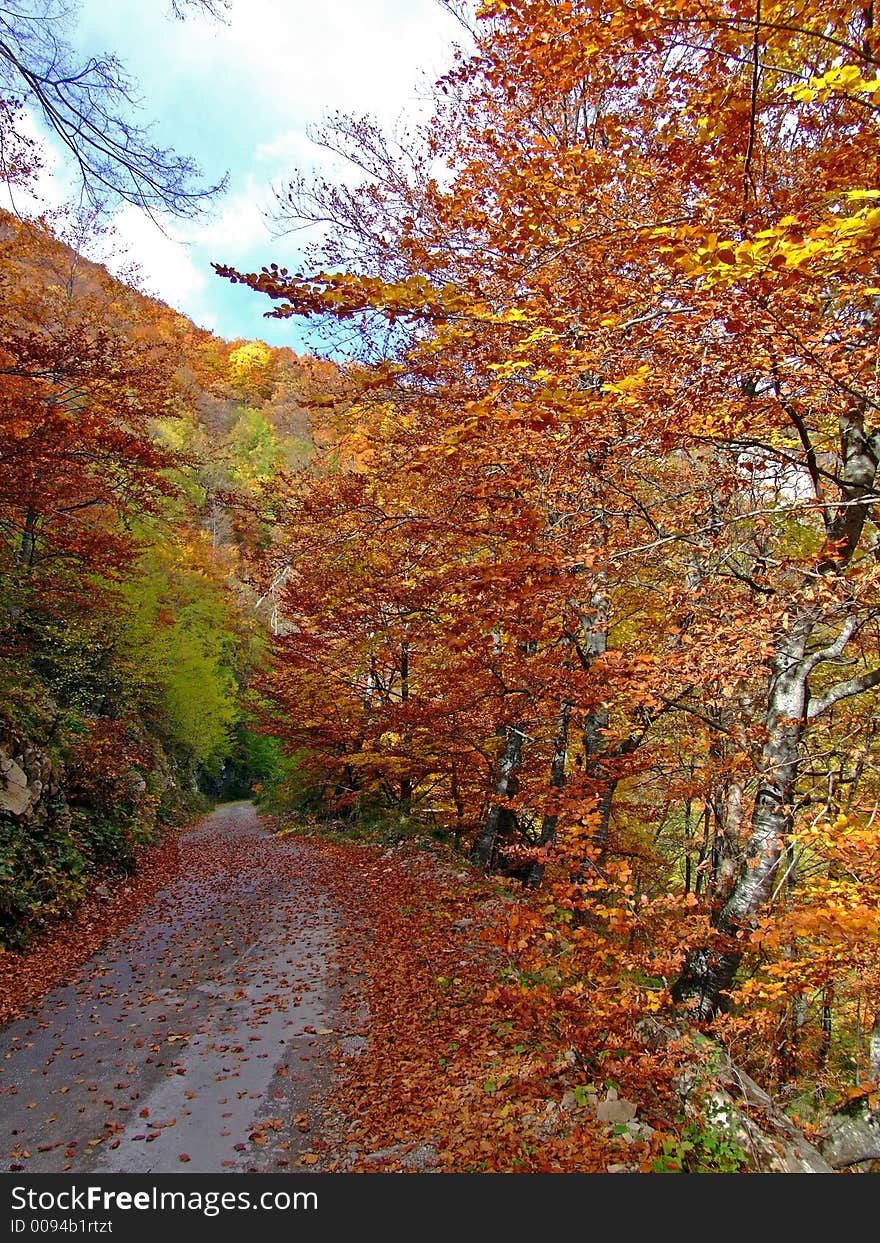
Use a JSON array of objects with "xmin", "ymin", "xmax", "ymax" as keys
[{"xmin": 0, "ymin": 206, "xmax": 329, "ymax": 948}]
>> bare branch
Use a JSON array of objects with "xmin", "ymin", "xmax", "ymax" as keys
[
  {"xmin": 808, "ymin": 666, "xmax": 880, "ymax": 719},
  {"xmin": 802, "ymin": 614, "xmax": 858, "ymax": 675},
  {"xmin": 0, "ymin": 2, "xmax": 226, "ymax": 218},
  {"xmin": 169, "ymin": 0, "xmax": 230, "ymax": 19},
  {"xmin": 742, "ymin": 0, "xmax": 761, "ymax": 202}
]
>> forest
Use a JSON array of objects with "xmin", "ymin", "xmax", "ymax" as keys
[{"xmin": 3, "ymin": 0, "xmax": 880, "ymax": 1177}]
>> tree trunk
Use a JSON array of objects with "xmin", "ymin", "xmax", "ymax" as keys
[
  {"xmin": 399, "ymin": 641, "xmax": 411, "ymax": 815},
  {"xmin": 673, "ymin": 403, "xmax": 880, "ymax": 1019},
  {"xmin": 399, "ymin": 776, "xmax": 412, "ymax": 816},
  {"xmin": 818, "ymin": 985, "xmax": 834, "ymax": 1075},
  {"xmin": 450, "ymin": 757, "xmax": 464, "ymax": 852},
  {"xmin": 527, "ymin": 699, "xmax": 570, "ymax": 887},
  {"xmin": 869, "ymin": 1001, "xmax": 880, "ymax": 1083},
  {"xmin": 471, "ymin": 722, "xmax": 524, "ymax": 866},
  {"xmin": 711, "ymin": 778, "xmax": 744, "ymax": 902},
  {"xmin": 19, "ymin": 508, "xmax": 38, "ymax": 568},
  {"xmin": 775, "ymin": 841, "xmax": 805, "ymax": 1083},
  {"xmin": 672, "ymin": 623, "xmax": 809, "ymax": 1017},
  {"xmin": 332, "ymin": 762, "xmax": 360, "ymax": 819}
]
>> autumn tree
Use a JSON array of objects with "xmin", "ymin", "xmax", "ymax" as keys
[
  {"xmin": 221, "ymin": 0, "xmax": 880, "ymax": 1080},
  {"xmin": 0, "ymin": 209, "xmax": 186, "ymax": 630}
]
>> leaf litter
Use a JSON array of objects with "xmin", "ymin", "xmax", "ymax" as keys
[{"xmin": 1, "ymin": 803, "xmax": 665, "ymax": 1173}]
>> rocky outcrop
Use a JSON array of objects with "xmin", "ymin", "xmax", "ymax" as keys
[
  {"xmin": 817, "ymin": 1100, "xmax": 880, "ymax": 1171},
  {"xmin": 0, "ymin": 712, "xmax": 200, "ymax": 948},
  {"xmin": 638, "ymin": 1018, "xmax": 833, "ymax": 1173},
  {"xmin": 0, "ymin": 730, "xmax": 63, "ymax": 824},
  {"xmin": 0, "ymin": 752, "xmax": 30, "ymax": 817}
]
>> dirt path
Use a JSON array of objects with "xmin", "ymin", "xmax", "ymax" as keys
[{"xmin": 0, "ymin": 802, "xmax": 349, "ymax": 1173}]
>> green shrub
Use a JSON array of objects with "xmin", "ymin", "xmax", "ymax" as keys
[{"xmin": 0, "ymin": 813, "xmax": 87, "ymax": 948}]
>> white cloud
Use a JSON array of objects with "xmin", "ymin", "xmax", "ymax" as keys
[
  {"xmin": 0, "ymin": 109, "xmax": 213, "ymax": 318},
  {"xmin": 193, "ymin": 180, "xmax": 273, "ymax": 256},
  {"xmin": 3, "ymin": 1, "xmax": 471, "ymax": 342},
  {"xmin": 253, "ymin": 130, "xmax": 322, "ymax": 171},
  {"xmin": 99, "ymin": 205, "xmax": 208, "ymax": 309},
  {"xmin": 195, "ymin": 0, "xmax": 465, "ymax": 130}
]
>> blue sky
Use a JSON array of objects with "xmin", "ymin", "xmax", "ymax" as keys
[{"xmin": 15, "ymin": 0, "xmax": 468, "ymax": 351}]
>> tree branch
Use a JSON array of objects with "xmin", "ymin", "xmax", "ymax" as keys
[
  {"xmin": 802, "ymin": 614, "xmax": 858, "ymax": 675},
  {"xmin": 808, "ymin": 666, "xmax": 880, "ymax": 718}
]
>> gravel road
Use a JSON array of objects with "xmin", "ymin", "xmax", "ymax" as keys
[{"xmin": 0, "ymin": 802, "xmax": 345, "ymax": 1173}]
